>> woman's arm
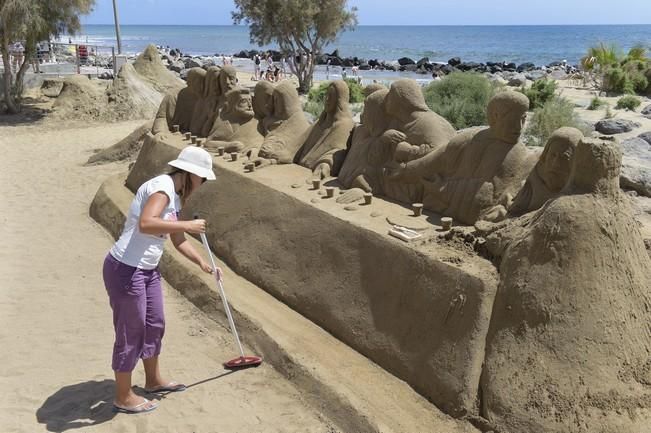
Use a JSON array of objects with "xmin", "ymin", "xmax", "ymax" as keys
[
  {"xmin": 171, "ymin": 232, "xmax": 220, "ymax": 276},
  {"xmin": 139, "ymin": 192, "xmax": 205, "ymax": 235}
]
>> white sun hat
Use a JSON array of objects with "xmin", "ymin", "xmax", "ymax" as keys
[{"xmin": 168, "ymin": 146, "xmax": 216, "ymax": 180}]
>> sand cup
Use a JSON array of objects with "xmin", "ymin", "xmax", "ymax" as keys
[
  {"xmin": 312, "ymin": 178, "xmax": 321, "ymax": 190},
  {"xmin": 184, "ymin": 132, "xmax": 191, "ymax": 140},
  {"xmin": 217, "ymin": 146, "xmax": 225, "ymax": 156},
  {"xmin": 245, "ymin": 162, "xmax": 255, "ymax": 172},
  {"xmin": 363, "ymin": 192, "xmax": 373, "ymax": 205},
  {"xmin": 196, "ymin": 138, "xmax": 203, "ymax": 147},
  {"xmin": 325, "ymin": 186, "xmax": 336, "ymax": 198},
  {"xmin": 441, "ymin": 217, "xmax": 453, "ymax": 231},
  {"xmin": 191, "ymin": 135, "xmax": 197, "ymax": 144},
  {"xmin": 412, "ymin": 203, "xmax": 424, "ymax": 217},
  {"xmin": 172, "ymin": 124, "xmax": 180, "ymax": 133},
  {"xmin": 230, "ymin": 152, "xmax": 239, "ymax": 162}
]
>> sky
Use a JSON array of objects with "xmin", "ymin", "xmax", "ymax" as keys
[{"xmin": 83, "ymin": 0, "xmax": 651, "ymax": 26}]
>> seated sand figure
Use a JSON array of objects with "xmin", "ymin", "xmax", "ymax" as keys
[
  {"xmin": 337, "ymin": 88, "xmax": 398, "ymax": 193},
  {"xmin": 253, "ymin": 81, "xmax": 310, "ymax": 166},
  {"xmin": 188, "ymin": 70, "xmax": 212, "ymax": 136},
  {"xmin": 216, "ymin": 65, "xmax": 239, "ymax": 105},
  {"xmin": 294, "ymin": 80, "xmax": 355, "ymax": 178},
  {"xmin": 508, "ymin": 126, "xmax": 582, "ymax": 216},
  {"xmin": 197, "ymin": 66, "xmax": 222, "ymax": 138},
  {"xmin": 363, "ymin": 82, "xmax": 386, "ymax": 98},
  {"xmin": 171, "ymin": 67, "xmax": 206, "ymax": 133},
  {"xmin": 389, "ymin": 91, "xmax": 534, "ymax": 225},
  {"xmin": 480, "ymin": 138, "xmax": 651, "ymax": 433},
  {"xmin": 204, "ymin": 88, "xmax": 263, "ymax": 155},
  {"xmin": 152, "ymin": 91, "xmax": 178, "ymax": 136},
  {"xmin": 383, "ymin": 79, "xmax": 456, "ymax": 163},
  {"xmin": 252, "ymin": 80, "xmax": 275, "ymax": 136}
]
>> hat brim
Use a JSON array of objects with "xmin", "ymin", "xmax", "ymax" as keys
[{"xmin": 168, "ymin": 159, "xmax": 216, "ymax": 180}]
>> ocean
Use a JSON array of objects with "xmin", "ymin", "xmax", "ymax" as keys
[{"xmin": 69, "ymin": 24, "xmax": 651, "ymax": 66}]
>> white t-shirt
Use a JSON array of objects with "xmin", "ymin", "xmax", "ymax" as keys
[{"xmin": 110, "ymin": 175, "xmax": 181, "ymax": 269}]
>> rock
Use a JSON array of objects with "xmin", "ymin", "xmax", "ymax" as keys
[
  {"xmin": 487, "ymin": 74, "xmax": 508, "ymax": 86},
  {"xmin": 547, "ymin": 61, "xmax": 563, "ymax": 68},
  {"xmin": 516, "ymin": 62, "xmax": 536, "ymax": 72},
  {"xmin": 401, "ymin": 64, "xmax": 418, "ymax": 72},
  {"xmin": 169, "ymin": 61, "xmax": 184, "ymax": 73},
  {"xmin": 503, "ymin": 62, "xmax": 517, "ymax": 72},
  {"xmin": 457, "ymin": 61, "xmax": 482, "ymax": 72},
  {"xmin": 448, "ymin": 57, "xmax": 461, "ymax": 67},
  {"xmin": 440, "ymin": 64, "xmax": 456, "ymax": 75},
  {"xmin": 525, "ymin": 70, "xmax": 547, "ymax": 81},
  {"xmin": 620, "ymin": 137, "xmax": 651, "ymax": 197},
  {"xmin": 639, "ymin": 131, "xmax": 651, "ymax": 145},
  {"xmin": 179, "ymin": 69, "xmax": 190, "ymax": 80},
  {"xmin": 507, "ymin": 73, "xmax": 527, "ymax": 87},
  {"xmin": 642, "ymin": 104, "xmax": 651, "ymax": 118},
  {"xmin": 549, "ymin": 69, "xmax": 569, "ymax": 80},
  {"xmin": 368, "ymin": 59, "xmax": 380, "ymax": 68},
  {"xmin": 183, "ymin": 57, "xmax": 203, "ymax": 69},
  {"xmin": 416, "ymin": 57, "xmax": 430, "ymax": 68},
  {"xmin": 595, "ymin": 119, "xmax": 641, "ymax": 135},
  {"xmin": 398, "ymin": 57, "xmax": 416, "ymax": 66}
]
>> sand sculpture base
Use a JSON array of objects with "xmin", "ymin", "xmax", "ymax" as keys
[{"xmin": 123, "ymin": 134, "xmax": 498, "ymax": 417}]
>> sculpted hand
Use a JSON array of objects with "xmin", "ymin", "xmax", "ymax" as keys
[
  {"xmin": 313, "ymin": 163, "xmax": 331, "ymax": 179},
  {"xmin": 394, "ymin": 142, "xmax": 420, "ymax": 163},
  {"xmin": 251, "ymin": 157, "xmax": 274, "ymax": 169},
  {"xmin": 185, "ymin": 219, "xmax": 206, "ymax": 234},
  {"xmin": 336, "ymin": 188, "xmax": 365, "ymax": 204},
  {"xmin": 480, "ymin": 205, "xmax": 508, "ymax": 223},
  {"xmin": 381, "ymin": 129, "xmax": 406, "ymax": 146}
]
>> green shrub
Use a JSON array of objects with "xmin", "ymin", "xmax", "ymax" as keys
[
  {"xmin": 422, "ymin": 72, "xmax": 498, "ymax": 129},
  {"xmin": 615, "ymin": 94, "xmax": 641, "ymax": 111},
  {"xmin": 344, "ymin": 78, "xmax": 365, "ymax": 103},
  {"xmin": 304, "ymin": 99, "xmax": 324, "ymax": 118},
  {"xmin": 582, "ymin": 43, "xmax": 651, "ymax": 95},
  {"xmin": 587, "ymin": 96, "xmax": 606, "ymax": 110},
  {"xmin": 524, "ymin": 96, "xmax": 591, "ymax": 146},
  {"xmin": 307, "ymin": 78, "xmax": 365, "ymax": 108},
  {"xmin": 519, "ymin": 78, "xmax": 557, "ymax": 109}
]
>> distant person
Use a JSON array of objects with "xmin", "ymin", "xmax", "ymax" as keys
[
  {"xmin": 352, "ymin": 65, "xmax": 359, "ymax": 77},
  {"xmin": 280, "ymin": 56, "xmax": 287, "ymax": 78},
  {"xmin": 103, "ymin": 146, "xmax": 219, "ymax": 414},
  {"xmin": 253, "ymin": 54, "xmax": 261, "ymax": 80},
  {"xmin": 273, "ymin": 65, "xmax": 280, "ymax": 82},
  {"xmin": 10, "ymin": 41, "xmax": 24, "ymax": 73},
  {"xmin": 341, "ymin": 67, "xmax": 347, "ymax": 80},
  {"xmin": 326, "ymin": 58, "xmax": 331, "ymax": 79}
]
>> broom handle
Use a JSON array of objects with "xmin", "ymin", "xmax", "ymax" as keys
[{"xmin": 195, "ymin": 220, "xmax": 246, "ymax": 359}]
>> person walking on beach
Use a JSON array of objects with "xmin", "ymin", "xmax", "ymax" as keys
[
  {"xmin": 103, "ymin": 146, "xmax": 221, "ymax": 414},
  {"xmin": 253, "ymin": 53, "xmax": 261, "ymax": 80}
]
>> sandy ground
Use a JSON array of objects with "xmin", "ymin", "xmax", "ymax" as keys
[{"xmin": 0, "ymin": 118, "xmax": 336, "ymax": 433}]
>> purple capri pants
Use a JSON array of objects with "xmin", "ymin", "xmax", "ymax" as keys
[{"xmin": 103, "ymin": 253, "xmax": 165, "ymax": 372}]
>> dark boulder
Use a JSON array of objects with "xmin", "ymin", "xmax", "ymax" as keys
[
  {"xmin": 416, "ymin": 57, "xmax": 430, "ymax": 68},
  {"xmin": 516, "ymin": 62, "xmax": 536, "ymax": 72},
  {"xmin": 504, "ymin": 62, "xmax": 517, "ymax": 72},
  {"xmin": 595, "ymin": 119, "xmax": 641, "ymax": 135},
  {"xmin": 448, "ymin": 57, "xmax": 461, "ymax": 67},
  {"xmin": 398, "ymin": 57, "xmax": 416, "ymax": 66}
]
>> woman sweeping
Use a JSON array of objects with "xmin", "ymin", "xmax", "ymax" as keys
[{"xmin": 103, "ymin": 146, "xmax": 221, "ymax": 414}]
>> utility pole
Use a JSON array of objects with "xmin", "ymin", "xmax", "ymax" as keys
[{"xmin": 112, "ymin": 0, "xmax": 122, "ymax": 54}]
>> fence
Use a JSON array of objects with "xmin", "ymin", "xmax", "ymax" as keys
[{"xmin": 0, "ymin": 42, "xmax": 116, "ymax": 77}]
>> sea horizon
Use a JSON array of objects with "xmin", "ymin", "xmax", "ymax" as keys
[{"xmin": 69, "ymin": 24, "xmax": 651, "ymax": 66}]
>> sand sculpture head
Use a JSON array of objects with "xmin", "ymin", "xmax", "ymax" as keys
[
  {"xmin": 218, "ymin": 65, "xmax": 238, "ymax": 95},
  {"xmin": 363, "ymin": 82, "xmax": 387, "ymax": 98},
  {"xmin": 487, "ymin": 91, "xmax": 529, "ymax": 144},
  {"xmin": 360, "ymin": 88, "xmax": 389, "ymax": 137},
  {"xmin": 271, "ymin": 81, "xmax": 303, "ymax": 121},
  {"xmin": 537, "ymin": 127, "xmax": 582, "ymax": 192},
  {"xmin": 566, "ymin": 137, "xmax": 622, "ymax": 197},
  {"xmin": 321, "ymin": 80, "xmax": 351, "ymax": 121},
  {"xmin": 223, "ymin": 88, "xmax": 254, "ymax": 121},
  {"xmin": 252, "ymin": 81, "xmax": 275, "ymax": 120},
  {"xmin": 186, "ymin": 67, "xmax": 207, "ymax": 97},
  {"xmin": 203, "ymin": 66, "xmax": 222, "ymax": 98},
  {"xmin": 384, "ymin": 79, "xmax": 430, "ymax": 121}
]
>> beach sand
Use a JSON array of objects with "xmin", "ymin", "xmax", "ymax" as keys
[{"xmin": 0, "ymin": 117, "xmax": 335, "ymax": 433}]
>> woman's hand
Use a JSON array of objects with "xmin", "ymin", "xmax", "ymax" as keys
[{"xmin": 185, "ymin": 219, "xmax": 206, "ymax": 234}]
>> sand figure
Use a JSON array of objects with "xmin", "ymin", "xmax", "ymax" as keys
[
  {"xmin": 171, "ymin": 68, "xmax": 206, "ymax": 133},
  {"xmin": 363, "ymin": 82, "xmax": 387, "ymax": 97},
  {"xmin": 384, "ymin": 79, "xmax": 456, "ymax": 163},
  {"xmin": 294, "ymin": 81, "xmax": 355, "ymax": 178},
  {"xmin": 252, "ymin": 80, "xmax": 275, "ymax": 136},
  {"xmin": 152, "ymin": 92, "xmax": 178, "ymax": 136},
  {"xmin": 389, "ymin": 91, "xmax": 533, "ymax": 225},
  {"xmin": 204, "ymin": 88, "xmax": 263, "ymax": 155},
  {"xmin": 254, "ymin": 81, "xmax": 310, "ymax": 166},
  {"xmin": 198, "ymin": 66, "xmax": 223, "ymax": 137},
  {"xmin": 509, "ymin": 127, "xmax": 582, "ymax": 216},
  {"xmin": 338, "ymin": 88, "xmax": 395, "ymax": 194},
  {"xmin": 217, "ymin": 66, "xmax": 239, "ymax": 103},
  {"xmin": 480, "ymin": 138, "xmax": 651, "ymax": 433}
]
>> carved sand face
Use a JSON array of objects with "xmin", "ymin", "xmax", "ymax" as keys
[
  {"xmin": 361, "ymin": 90, "xmax": 388, "ymax": 137},
  {"xmin": 253, "ymin": 82, "xmax": 274, "ymax": 119},
  {"xmin": 540, "ymin": 136, "xmax": 576, "ymax": 191},
  {"xmin": 220, "ymin": 70, "xmax": 238, "ymax": 94},
  {"xmin": 234, "ymin": 93, "xmax": 254, "ymax": 119},
  {"xmin": 494, "ymin": 109, "xmax": 527, "ymax": 145},
  {"xmin": 325, "ymin": 84, "xmax": 338, "ymax": 113}
]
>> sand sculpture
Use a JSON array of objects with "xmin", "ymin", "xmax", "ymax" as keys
[
  {"xmin": 363, "ymin": 82, "xmax": 387, "ymax": 97},
  {"xmin": 204, "ymin": 88, "xmax": 263, "ymax": 155},
  {"xmin": 509, "ymin": 127, "xmax": 583, "ymax": 216},
  {"xmin": 171, "ymin": 67, "xmax": 206, "ymax": 133},
  {"xmin": 252, "ymin": 80, "xmax": 275, "ymax": 136},
  {"xmin": 254, "ymin": 81, "xmax": 310, "ymax": 166},
  {"xmin": 388, "ymin": 91, "xmax": 533, "ymax": 224},
  {"xmin": 480, "ymin": 137, "xmax": 651, "ymax": 432},
  {"xmin": 294, "ymin": 81, "xmax": 355, "ymax": 178},
  {"xmin": 196, "ymin": 66, "xmax": 223, "ymax": 137},
  {"xmin": 337, "ymin": 88, "xmax": 393, "ymax": 194},
  {"xmin": 152, "ymin": 92, "xmax": 178, "ymax": 136}
]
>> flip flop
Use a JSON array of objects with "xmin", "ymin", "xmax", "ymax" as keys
[
  {"xmin": 144, "ymin": 381, "xmax": 187, "ymax": 393},
  {"xmin": 113, "ymin": 398, "xmax": 158, "ymax": 414}
]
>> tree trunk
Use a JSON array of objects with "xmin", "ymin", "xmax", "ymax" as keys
[
  {"xmin": 297, "ymin": 54, "xmax": 315, "ymax": 94},
  {"xmin": 1, "ymin": 36, "xmax": 19, "ymax": 114}
]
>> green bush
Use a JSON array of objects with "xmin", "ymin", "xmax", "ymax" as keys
[
  {"xmin": 615, "ymin": 94, "xmax": 641, "ymax": 111},
  {"xmin": 587, "ymin": 96, "xmax": 607, "ymax": 110},
  {"xmin": 519, "ymin": 78, "xmax": 557, "ymax": 109},
  {"xmin": 304, "ymin": 99, "xmax": 324, "ymax": 118},
  {"xmin": 307, "ymin": 78, "xmax": 365, "ymax": 106},
  {"xmin": 603, "ymin": 65, "xmax": 648, "ymax": 94},
  {"xmin": 422, "ymin": 72, "xmax": 498, "ymax": 129},
  {"xmin": 582, "ymin": 43, "xmax": 651, "ymax": 95},
  {"xmin": 524, "ymin": 96, "xmax": 591, "ymax": 146}
]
